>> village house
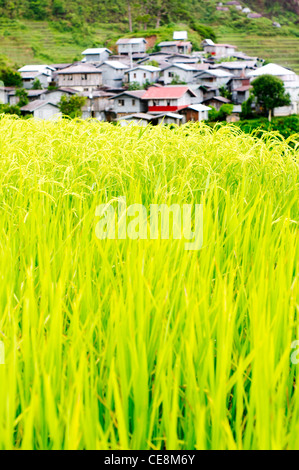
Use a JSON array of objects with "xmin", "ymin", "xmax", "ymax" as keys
[
  {"xmin": 142, "ymin": 86, "xmax": 197, "ymax": 113},
  {"xmin": 161, "ymin": 63, "xmax": 196, "ymax": 85},
  {"xmin": 124, "ymin": 65, "xmax": 161, "ymax": 86},
  {"xmin": 201, "ymin": 39, "xmax": 237, "ymax": 59},
  {"xmin": 81, "ymin": 90, "xmax": 115, "ymax": 120},
  {"xmin": 116, "ymin": 38, "xmax": 147, "ymax": 55},
  {"xmin": 202, "ymin": 95, "xmax": 232, "ymax": 111},
  {"xmin": 216, "ymin": 60, "xmax": 257, "ymax": 76},
  {"xmin": 20, "ymin": 100, "xmax": 60, "ymax": 119},
  {"xmin": 57, "ymin": 63, "xmax": 102, "ymax": 92},
  {"xmin": 158, "ymin": 41, "xmax": 192, "ymax": 55},
  {"xmin": 179, "ymin": 103, "xmax": 211, "ymax": 122},
  {"xmin": 248, "ymin": 63, "xmax": 299, "ymax": 115},
  {"xmin": 109, "ymin": 90, "xmax": 147, "ymax": 117},
  {"xmin": 117, "ymin": 112, "xmax": 183, "ymax": 127},
  {"xmin": 195, "ymin": 69, "xmax": 233, "ymax": 87},
  {"xmin": 97, "ymin": 61, "xmax": 129, "ymax": 88},
  {"xmin": 0, "ymin": 86, "xmax": 15, "ymax": 104},
  {"xmin": 173, "ymin": 31, "xmax": 188, "ymax": 41},
  {"xmin": 81, "ymin": 48, "xmax": 112, "ymax": 63},
  {"xmin": 18, "ymin": 65, "xmax": 54, "ymax": 89},
  {"xmin": 232, "ymin": 85, "xmax": 252, "ymax": 104},
  {"xmin": 20, "ymin": 71, "xmax": 51, "ymax": 89}
]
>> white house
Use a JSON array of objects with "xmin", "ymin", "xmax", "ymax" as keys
[
  {"xmin": 125, "ymin": 65, "xmax": 161, "ymax": 86},
  {"xmin": 248, "ymin": 63, "xmax": 298, "ymax": 83},
  {"xmin": 173, "ymin": 31, "xmax": 188, "ymax": 40},
  {"xmin": 20, "ymin": 100, "xmax": 61, "ymax": 119},
  {"xmin": 81, "ymin": 48, "xmax": 112, "ymax": 63},
  {"xmin": 116, "ymin": 38, "xmax": 147, "ymax": 55}
]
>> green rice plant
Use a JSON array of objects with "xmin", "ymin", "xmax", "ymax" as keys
[{"xmin": 0, "ymin": 115, "xmax": 298, "ymax": 450}]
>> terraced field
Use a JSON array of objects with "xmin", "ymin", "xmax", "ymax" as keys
[
  {"xmin": 0, "ymin": 19, "xmax": 124, "ymax": 66},
  {"xmin": 219, "ymin": 33, "xmax": 299, "ymax": 74},
  {"xmin": 0, "ymin": 20, "xmax": 83, "ymax": 65}
]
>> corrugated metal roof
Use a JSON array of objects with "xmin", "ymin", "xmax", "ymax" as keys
[
  {"xmin": 58, "ymin": 63, "xmax": 101, "ymax": 74},
  {"xmin": 20, "ymin": 100, "xmax": 58, "ymax": 112},
  {"xmin": 82, "ymin": 48, "xmax": 112, "ymax": 55},
  {"xmin": 142, "ymin": 86, "xmax": 196, "ymax": 99},
  {"xmin": 116, "ymin": 38, "xmax": 146, "ymax": 45}
]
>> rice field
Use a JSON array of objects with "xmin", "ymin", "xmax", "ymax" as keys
[
  {"xmin": 0, "ymin": 115, "xmax": 298, "ymax": 450},
  {"xmin": 219, "ymin": 33, "xmax": 299, "ymax": 74}
]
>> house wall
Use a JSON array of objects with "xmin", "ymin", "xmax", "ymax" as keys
[
  {"xmin": 0, "ymin": 89, "xmax": 9, "ymax": 104},
  {"xmin": 112, "ymin": 94, "xmax": 146, "ymax": 114},
  {"xmin": 117, "ymin": 43, "xmax": 146, "ymax": 55},
  {"xmin": 58, "ymin": 73, "xmax": 102, "ymax": 92},
  {"xmin": 33, "ymin": 104, "xmax": 60, "ymax": 120},
  {"xmin": 148, "ymin": 92, "xmax": 192, "ymax": 112},
  {"xmin": 128, "ymin": 69, "xmax": 159, "ymax": 85},
  {"xmin": 163, "ymin": 67, "xmax": 194, "ymax": 85},
  {"xmin": 97, "ymin": 64, "xmax": 126, "ymax": 88},
  {"xmin": 204, "ymin": 45, "xmax": 235, "ymax": 59},
  {"xmin": 84, "ymin": 51, "xmax": 110, "ymax": 63},
  {"xmin": 22, "ymin": 74, "xmax": 49, "ymax": 89}
]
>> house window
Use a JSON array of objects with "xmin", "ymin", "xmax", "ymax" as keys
[
  {"xmin": 118, "ymin": 99, "xmax": 125, "ymax": 107},
  {"xmin": 153, "ymin": 100, "xmax": 157, "ymax": 106},
  {"xmin": 81, "ymin": 74, "xmax": 88, "ymax": 80},
  {"xmin": 144, "ymin": 73, "xmax": 146, "ymax": 78},
  {"xmin": 68, "ymin": 75, "xmax": 72, "ymax": 80},
  {"xmin": 132, "ymin": 99, "xmax": 136, "ymax": 106},
  {"xmin": 167, "ymin": 100, "xmax": 171, "ymax": 106},
  {"xmin": 134, "ymin": 73, "xmax": 137, "ymax": 79}
]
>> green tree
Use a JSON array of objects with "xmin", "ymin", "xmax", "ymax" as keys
[
  {"xmin": 251, "ymin": 74, "xmax": 291, "ymax": 122},
  {"xmin": 0, "ymin": 67, "xmax": 22, "ymax": 87},
  {"xmin": 58, "ymin": 95, "xmax": 86, "ymax": 118},
  {"xmin": 16, "ymin": 88, "xmax": 29, "ymax": 107},
  {"xmin": 32, "ymin": 78, "xmax": 43, "ymax": 89}
]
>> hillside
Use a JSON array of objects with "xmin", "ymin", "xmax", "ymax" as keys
[{"xmin": 0, "ymin": 1, "xmax": 298, "ymax": 68}]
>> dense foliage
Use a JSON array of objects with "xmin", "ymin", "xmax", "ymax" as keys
[{"xmin": 0, "ymin": 0, "xmax": 298, "ymax": 31}]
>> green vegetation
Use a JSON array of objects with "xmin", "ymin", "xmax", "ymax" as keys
[
  {"xmin": 58, "ymin": 95, "xmax": 86, "ymax": 118},
  {"xmin": 0, "ymin": 116, "xmax": 298, "ymax": 450},
  {"xmin": 209, "ymin": 103, "xmax": 234, "ymax": 121},
  {"xmin": 235, "ymin": 115, "xmax": 299, "ymax": 139},
  {"xmin": 251, "ymin": 74, "xmax": 291, "ymax": 121}
]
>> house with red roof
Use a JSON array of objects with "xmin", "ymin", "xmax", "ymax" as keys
[{"xmin": 142, "ymin": 86, "xmax": 197, "ymax": 113}]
